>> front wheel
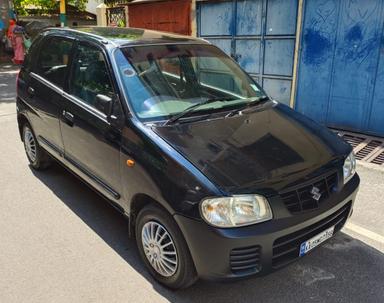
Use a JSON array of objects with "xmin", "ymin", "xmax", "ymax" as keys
[{"xmin": 135, "ymin": 205, "xmax": 197, "ymax": 289}]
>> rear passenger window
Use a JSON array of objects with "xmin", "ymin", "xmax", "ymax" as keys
[
  {"xmin": 23, "ymin": 34, "xmax": 43, "ymax": 72},
  {"xmin": 69, "ymin": 43, "xmax": 114, "ymax": 109},
  {"xmin": 36, "ymin": 37, "xmax": 73, "ymax": 88}
]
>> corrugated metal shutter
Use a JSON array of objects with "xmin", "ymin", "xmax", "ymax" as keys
[
  {"xmin": 129, "ymin": 0, "xmax": 191, "ymax": 35},
  {"xmin": 197, "ymin": 0, "xmax": 298, "ymax": 105},
  {"xmin": 296, "ymin": 0, "xmax": 384, "ymax": 136}
]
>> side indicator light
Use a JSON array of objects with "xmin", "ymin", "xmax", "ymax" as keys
[{"xmin": 126, "ymin": 159, "xmax": 135, "ymax": 167}]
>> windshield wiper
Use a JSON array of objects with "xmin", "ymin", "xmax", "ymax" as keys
[
  {"xmin": 163, "ymin": 97, "xmax": 236, "ymax": 126},
  {"xmin": 225, "ymin": 96, "xmax": 270, "ymax": 118}
]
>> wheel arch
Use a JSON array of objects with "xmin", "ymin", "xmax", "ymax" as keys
[
  {"xmin": 128, "ymin": 193, "xmax": 175, "ymax": 238},
  {"xmin": 17, "ymin": 113, "xmax": 30, "ymax": 141}
]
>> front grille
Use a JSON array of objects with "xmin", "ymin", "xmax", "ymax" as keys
[
  {"xmin": 280, "ymin": 172, "xmax": 338, "ymax": 214},
  {"xmin": 272, "ymin": 201, "xmax": 351, "ymax": 268},
  {"xmin": 230, "ymin": 245, "xmax": 261, "ymax": 274}
]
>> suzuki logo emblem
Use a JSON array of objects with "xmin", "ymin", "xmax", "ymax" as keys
[{"xmin": 310, "ymin": 186, "xmax": 322, "ymax": 201}]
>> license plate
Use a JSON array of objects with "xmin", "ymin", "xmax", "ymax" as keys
[{"xmin": 299, "ymin": 226, "xmax": 335, "ymax": 256}]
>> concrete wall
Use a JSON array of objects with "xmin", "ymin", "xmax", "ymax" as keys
[{"xmin": 20, "ymin": 16, "xmax": 96, "ymax": 27}]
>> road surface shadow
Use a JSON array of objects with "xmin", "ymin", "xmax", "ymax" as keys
[{"xmin": 31, "ymin": 163, "xmax": 384, "ymax": 303}]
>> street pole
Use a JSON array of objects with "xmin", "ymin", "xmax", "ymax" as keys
[{"xmin": 59, "ymin": 0, "xmax": 66, "ymax": 27}]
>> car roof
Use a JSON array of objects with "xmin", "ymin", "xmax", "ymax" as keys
[{"xmin": 42, "ymin": 26, "xmax": 209, "ymax": 47}]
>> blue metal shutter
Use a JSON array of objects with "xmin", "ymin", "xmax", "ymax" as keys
[
  {"xmin": 296, "ymin": 0, "xmax": 384, "ymax": 136},
  {"xmin": 197, "ymin": 0, "xmax": 298, "ymax": 105}
]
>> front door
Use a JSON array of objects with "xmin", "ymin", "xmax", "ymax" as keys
[{"xmin": 60, "ymin": 42, "xmax": 122, "ymax": 202}]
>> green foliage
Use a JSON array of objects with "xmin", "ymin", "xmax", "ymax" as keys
[
  {"xmin": 68, "ymin": 0, "xmax": 87, "ymax": 11},
  {"xmin": 14, "ymin": 0, "xmax": 88, "ymax": 15}
]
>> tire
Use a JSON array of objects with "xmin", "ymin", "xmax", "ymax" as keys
[
  {"xmin": 135, "ymin": 205, "xmax": 198, "ymax": 289},
  {"xmin": 22, "ymin": 123, "xmax": 51, "ymax": 170}
]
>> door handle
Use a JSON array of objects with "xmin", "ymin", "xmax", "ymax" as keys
[
  {"xmin": 62, "ymin": 110, "xmax": 75, "ymax": 126},
  {"xmin": 27, "ymin": 86, "xmax": 35, "ymax": 97}
]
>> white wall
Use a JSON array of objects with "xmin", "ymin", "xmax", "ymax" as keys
[{"xmin": 86, "ymin": 0, "xmax": 103, "ymax": 15}]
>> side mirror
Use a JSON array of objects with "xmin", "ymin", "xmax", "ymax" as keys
[{"xmin": 95, "ymin": 94, "xmax": 113, "ymax": 116}]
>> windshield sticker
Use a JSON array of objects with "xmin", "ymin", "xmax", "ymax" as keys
[{"xmin": 123, "ymin": 67, "xmax": 136, "ymax": 77}]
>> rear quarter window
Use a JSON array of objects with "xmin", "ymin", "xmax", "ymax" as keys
[{"xmin": 23, "ymin": 34, "xmax": 43, "ymax": 72}]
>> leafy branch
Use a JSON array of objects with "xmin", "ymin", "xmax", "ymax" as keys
[{"xmin": 13, "ymin": 0, "xmax": 89, "ymax": 15}]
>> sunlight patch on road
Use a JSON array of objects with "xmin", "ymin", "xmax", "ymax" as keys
[
  {"xmin": 344, "ymin": 222, "xmax": 384, "ymax": 244},
  {"xmin": 0, "ymin": 70, "xmax": 19, "ymax": 75},
  {"xmin": 0, "ymin": 97, "xmax": 16, "ymax": 102}
]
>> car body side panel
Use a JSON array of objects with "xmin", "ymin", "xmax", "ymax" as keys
[
  {"xmin": 60, "ymin": 94, "xmax": 123, "ymax": 201},
  {"xmin": 28, "ymin": 74, "xmax": 66, "ymax": 155},
  {"xmin": 17, "ymin": 71, "xmax": 65, "ymax": 158}
]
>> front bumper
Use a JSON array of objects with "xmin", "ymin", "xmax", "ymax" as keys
[{"xmin": 174, "ymin": 174, "xmax": 360, "ymax": 280}]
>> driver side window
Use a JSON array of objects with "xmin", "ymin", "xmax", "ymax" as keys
[{"xmin": 69, "ymin": 43, "xmax": 114, "ymax": 110}]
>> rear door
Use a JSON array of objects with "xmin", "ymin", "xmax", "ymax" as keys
[
  {"xmin": 60, "ymin": 41, "xmax": 123, "ymax": 202},
  {"xmin": 28, "ymin": 35, "xmax": 74, "ymax": 156}
]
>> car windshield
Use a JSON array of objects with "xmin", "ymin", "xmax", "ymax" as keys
[{"xmin": 114, "ymin": 44, "xmax": 268, "ymax": 121}]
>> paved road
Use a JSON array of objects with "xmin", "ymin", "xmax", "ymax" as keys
[
  {"xmin": 0, "ymin": 64, "xmax": 18, "ymax": 102},
  {"xmin": 0, "ymin": 90, "xmax": 383, "ymax": 301}
]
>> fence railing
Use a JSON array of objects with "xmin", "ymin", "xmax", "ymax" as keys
[{"xmin": 106, "ymin": 7, "xmax": 127, "ymax": 27}]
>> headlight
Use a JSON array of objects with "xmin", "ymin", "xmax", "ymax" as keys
[
  {"xmin": 343, "ymin": 151, "xmax": 356, "ymax": 184},
  {"xmin": 201, "ymin": 195, "xmax": 272, "ymax": 228}
]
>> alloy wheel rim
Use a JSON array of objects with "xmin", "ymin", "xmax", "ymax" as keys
[
  {"xmin": 141, "ymin": 221, "xmax": 178, "ymax": 277},
  {"xmin": 24, "ymin": 128, "xmax": 37, "ymax": 163}
]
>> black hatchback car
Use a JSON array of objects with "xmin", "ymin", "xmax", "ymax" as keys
[{"xmin": 17, "ymin": 27, "xmax": 359, "ymax": 289}]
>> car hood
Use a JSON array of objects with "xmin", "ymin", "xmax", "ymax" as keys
[{"xmin": 153, "ymin": 102, "xmax": 351, "ymax": 195}]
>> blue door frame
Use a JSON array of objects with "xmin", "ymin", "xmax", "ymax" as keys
[{"xmin": 197, "ymin": 0, "xmax": 299, "ymax": 105}]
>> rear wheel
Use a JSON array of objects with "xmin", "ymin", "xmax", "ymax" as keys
[
  {"xmin": 22, "ymin": 123, "xmax": 51, "ymax": 170},
  {"xmin": 135, "ymin": 205, "xmax": 197, "ymax": 289}
]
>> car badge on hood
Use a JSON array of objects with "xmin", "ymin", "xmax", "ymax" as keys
[{"xmin": 310, "ymin": 186, "xmax": 322, "ymax": 201}]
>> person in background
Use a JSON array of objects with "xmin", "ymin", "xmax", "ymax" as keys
[
  {"xmin": 0, "ymin": 18, "xmax": 5, "ymax": 59},
  {"xmin": 0, "ymin": 18, "xmax": 4, "ymax": 36},
  {"xmin": 7, "ymin": 18, "xmax": 16, "ymax": 51},
  {"xmin": 7, "ymin": 19, "xmax": 15, "ymax": 40},
  {"xmin": 11, "ymin": 21, "xmax": 25, "ymax": 65},
  {"xmin": 0, "ymin": 18, "xmax": 5, "ymax": 49}
]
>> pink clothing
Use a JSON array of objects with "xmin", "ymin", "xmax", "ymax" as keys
[{"xmin": 13, "ymin": 34, "xmax": 25, "ymax": 64}]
